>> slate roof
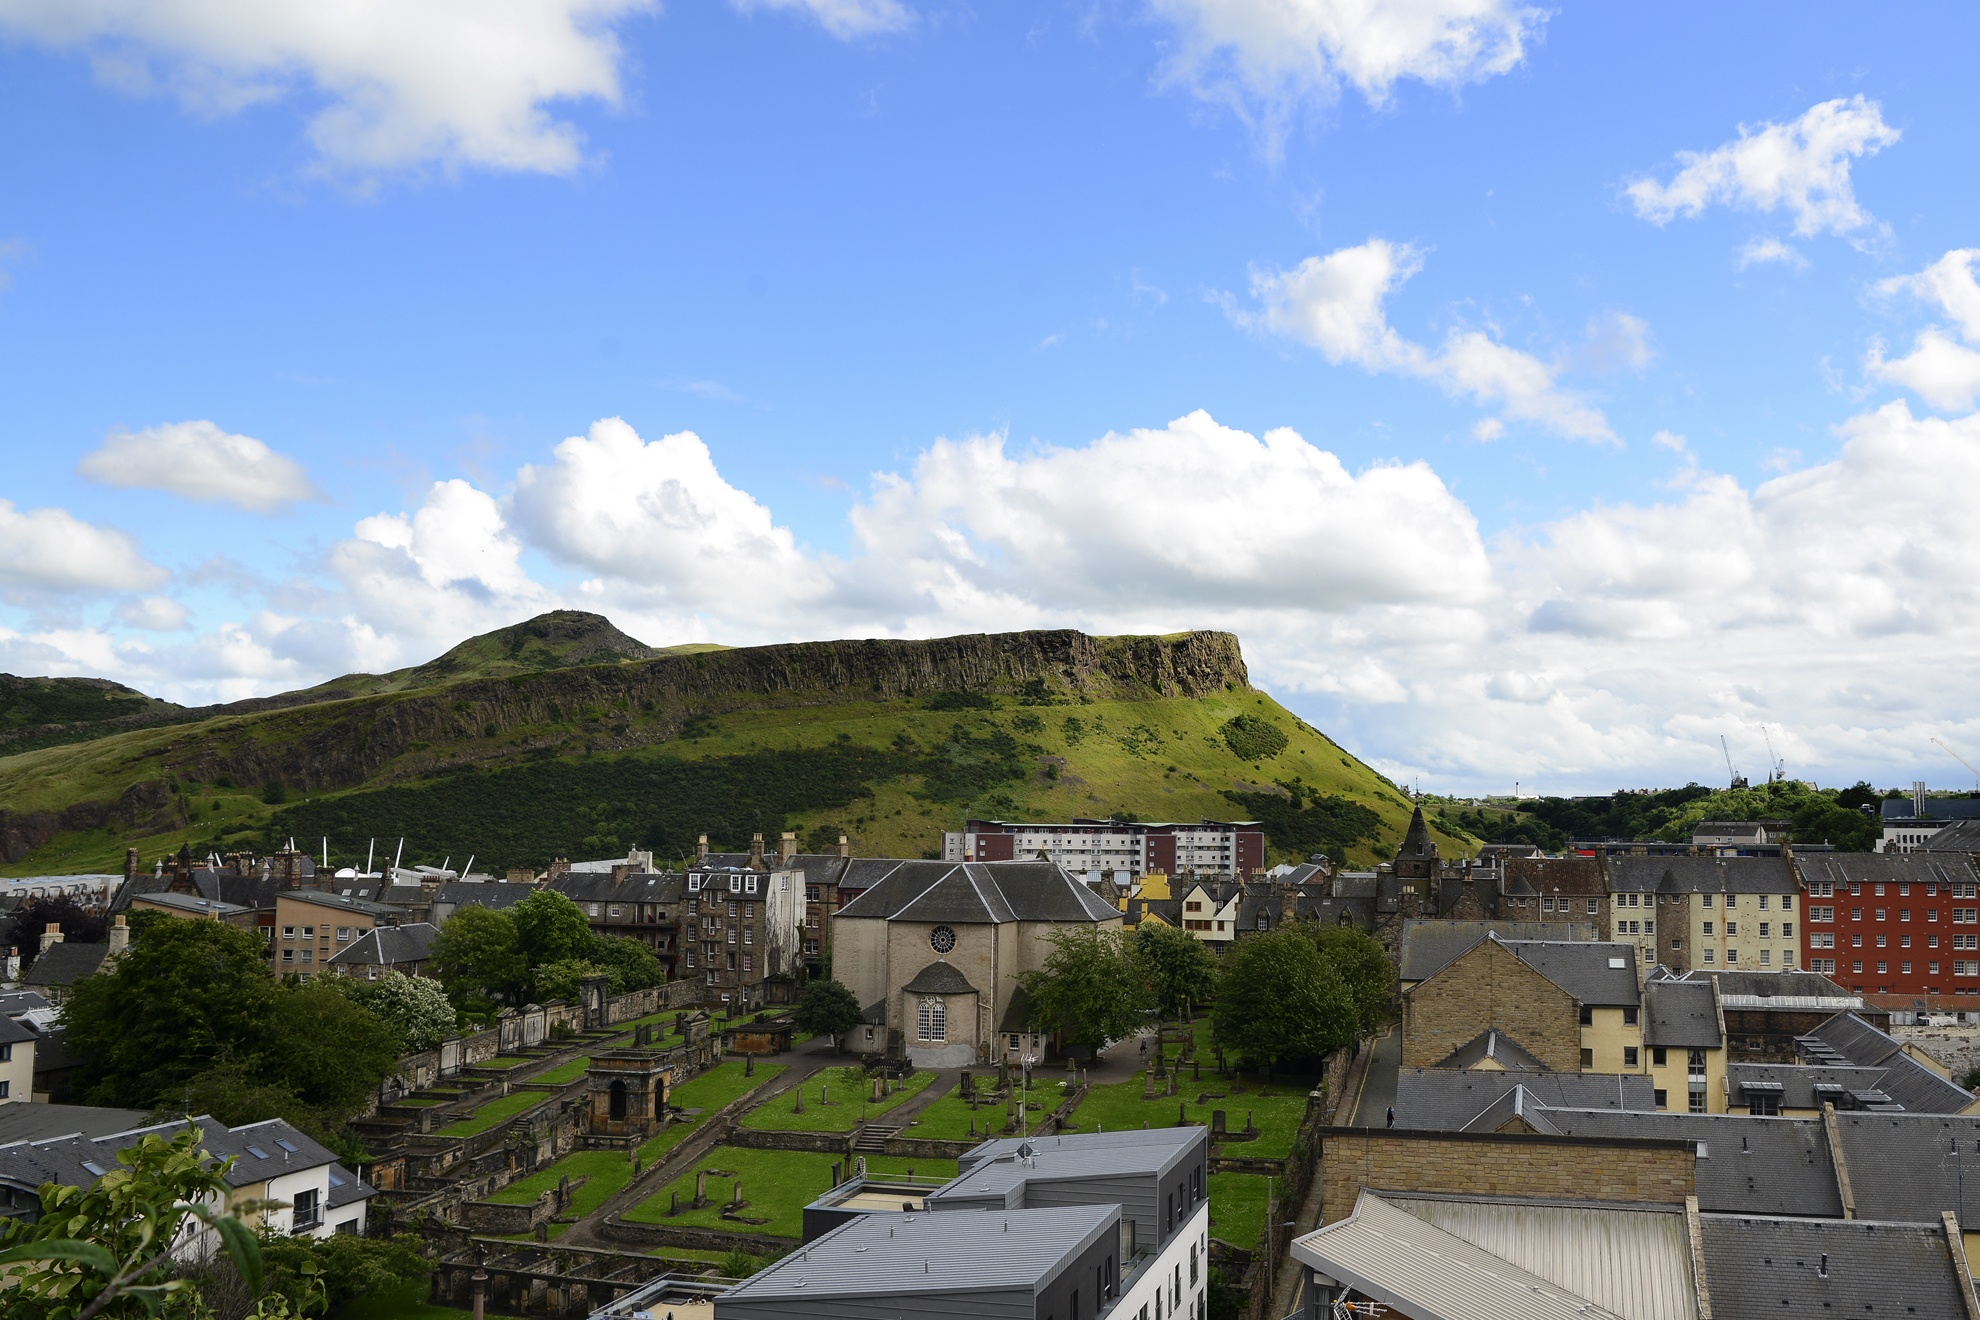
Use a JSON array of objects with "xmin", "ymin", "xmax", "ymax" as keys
[
  {"xmin": 1502, "ymin": 857, "xmax": 1605, "ymax": 897},
  {"xmin": 1391, "ymin": 1070, "xmax": 1657, "ymax": 1130},
  {"xmin": 940, "ymin": 1127, "xmax": 1205, "ymax": 1199},
  {"xmin": 701, "ymin": 851, "xmax": 849, "ymax": 887},
  {"xmin": 1916, "ymin": 819, "xmax": 1980, "ymax": 853},
  {"xmin": 0, "ymin": 1103, "xmax": 152, "ymax": 1145},
  {"xmin": 718, "ymin": 1202, "xmax": 1117, "ymax": 1303},
  {"xmin": 328, "ymin": 922, "xmax": 439, "ymax": 968},
  {"xmin": 957, "ymin": 1126, "xmax": 1205, "ymax": 1175},
  {"xmin": 0, "ymin": 1115, "xmax": 346, "ymax": 1204},
  {"xmin": 433, "ymin": 880, "xmax": 539, "ymax": 910},
  {"xmin": 1540, "ymin": 1109, "xmax": 1844, "ymax": 1217},
  {"xmin": 1800, "ymin": 1013, "xmax": 1976, "ymax": 1112},
  {"xmin": 549, "ymin": 871, "xmax": 691, "ymax": 905},
  {"xmin": 0, "ymin": 990, "xmax": 49, "ymax": 1017},
  {"xmin": 1398, "ymin": 920, "xmax": 1600, "ymax": 983},
  {"xmin": 835, "ymin": 861, "xmax": 1118, "ymax": 925},
  {"xmin": 1641, "ymin": 978, "xmax": 1722, "ymax": 1048},
  {"xmin": 1500, "ymin": 939, "xmax": 1640, "ymax": 1006},
  {"xmin": 326, "ymin": 1162, "xmax": 373, "ymax": 1211},
  {"xmin": 1690, "ymin": 967, "xmax": 1858, "ymax": 1006},
  {"xmin": 1832, "ymin": 1112, "xmax": 1980, "ymax": 1223},
  {"xmin": 1457, "ymin": 1085, "xmax": 1562, "ymax": 1134},
  {"xmin": 900, "ymin": 960, "xmax": 978, "ymax": 995},
  {"xmin": 1435, "ymin": 1029, "xmax": 1550, "ymax": 1072},
  {"xmin": 1603, "ymin": 855, "xmax": 1799, "ymax": 896},
  {"xmin": 1727, "ymin": 1063, "xmax": 1890, "ymax": 1111},
  {"xmin": 22, "ymin": 942, "xmax": 108, "ymax": 988},
  {"xmin": 1698, "ymin": 1213, "xmax": 1970, "ymax": 1319}
]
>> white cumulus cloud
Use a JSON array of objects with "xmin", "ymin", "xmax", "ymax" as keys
[
  {"xmin": 0, "ymin": 500, "xmax": 167, "ymax": 596},
  {"xmin": 1626, "ymin": 96, "xmax": 1899, "ymax": 240},
  {"xmin": 729, "ymin": 0, "xmax": 912, "ymax": 38},
  {"xmin": 78, "ymin": 419, "xmax": 321, "ymax": 511},
  {"xmin": 1147, "ymin": 0, "xmax": 1547, "ymax": 149},
  {"xmin": 1239, "ymin": 239, "xmax": 1616, "ymax": 442},
  {"xmin": 1737, "ymin": 236, "xmax": 1807, "ymax": 270},
  {"xmin": 116, "ymin": 595, "xmax": 192, "ymax": 631},
  {"xmin": 1867, "ymin": 249, "xmax": 1980, "ymax": 412},
  {"xmin": 0, "ymin": 0, "xmax": 652, "ymax": 175},
  {"xmin": 509, "ymin": 418, "xmax": 831, "ymax": 612}
]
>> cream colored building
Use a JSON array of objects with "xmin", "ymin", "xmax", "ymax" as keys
[
  {"xmin": 832, "ymin": 860, "xmax": 1122, "ymax": 1068},
  {"xmin": 1606, "ymin": 856, "xmax": 1802, "ymax": 973},
  {"xmin": 0, "ymin": 1018, "xmax": 33, "ymax": 1105}
]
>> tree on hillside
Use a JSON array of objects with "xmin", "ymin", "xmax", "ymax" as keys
[
  {"xmin": 511, "ymin": 888, "xmax": 595, "ymax": 966},
  {"xmin": 794, "ymin": 978, "xmax": 863, "ymax": 1046},
  {"xmin": 430, "ymin": 905, "xmax": 528, "ymax": 1008},
  {"xmin": 532, "ymin": 959, "xmax": 614, "ymax": 1005},
  {"xmin": 64, "ymin": 919, "xmax": 278, "ymax": 1108},
  {"xmin": 1212, "ymin": 928, "xmax": 1357, "ymax": 1079},
  {"xmin": 1133, "ymin": 922, "xmax": 1217, "ymax": 1020},
  {"xmin": 262, "ymin": 979, "xmax": 404, "ymax": 1119},
  {"xmin": 1304, "ymin": 924, "xmax": 1395, "ymax": 1035},
  {"xmin": 1018, "ymin": 927, "xmax": 1148, "ymax": 1060}
]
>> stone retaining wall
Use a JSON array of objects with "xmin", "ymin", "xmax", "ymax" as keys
[
  {"xmin": 596, "ymin": 1216, "xmax": 792, "ymax": 1257},
  {"xmin": 723, "ymin": 1126, "xmax": 851, "ymax": 1155}
]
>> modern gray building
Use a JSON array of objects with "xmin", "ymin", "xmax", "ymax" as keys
[{"xmin": 717, "ymin": 1126, "xmax": 1211, "ymax": 1320}]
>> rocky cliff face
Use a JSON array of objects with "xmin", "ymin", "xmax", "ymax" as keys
[{"xmin": 147, "ymin": 628, "xmax": 1251, "ymax": 797}]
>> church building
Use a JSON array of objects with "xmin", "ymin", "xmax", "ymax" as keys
[{"xmin": 830, "ymin": 860, "xmax": 1123, "ymax": 1067}]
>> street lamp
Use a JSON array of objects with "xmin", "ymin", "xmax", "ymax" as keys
[{"xmin": 1019, "ymin": 1053, "xmax": 1037, "ymax": 1136}]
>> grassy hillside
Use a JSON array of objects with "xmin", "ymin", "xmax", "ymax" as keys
[
  {"xmin": 0, "ymin": 675, "xmax": 184, "ymax": 757},
  {"xmin": 0, "ymin": 621, "xmax": 1459, "ymax": 875}
]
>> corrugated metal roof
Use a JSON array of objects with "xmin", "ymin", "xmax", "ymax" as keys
[
  {"xmin": 1390, "ymin": 1193, "xmax": 1698, "ymax": 1320},
  {"xmin": 1290, "ymin": 1191, "xmax": 1642, "ymax": 1320}
]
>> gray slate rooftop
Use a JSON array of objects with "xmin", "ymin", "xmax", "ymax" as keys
[
  {"xmin": 1392, "ymin": 1070, "xmax": 1656, "ymax": 1131},
  {"xmin": 327, "ymin": 922, "xmax": 439, "ymax": 967},
  {"xmin": 22, "ymin": 942, "xmax": 108, "ymax": 988},
  {"xmin": 1500, "ymin": 939, "xmax": 1640, "ymax": 1006},
  {"xmin": 1832, "ymin": 1111, "xmax": 1980, "ymax": 1223},
  {"xmin": 1641, "ymin": 978, "xmax": 1722, "ymax": 1048},
  {"xmin": 1538, "ymin": 1109, "xmax": 1844, "ymax": 1217},
  {"xmin": 1397, "ymin": 919, "xmax": 1598, "ymax": 983},
  {"xmin": 836, "ymin": 860, "xmax": 1119, "ymax": 925},
  {"xmin": 1699, "ymin": 1213, "xmax": 1969, "ymax": 1320},
  {"xmin": 1604, "ymin": 855, "xmax": 1799, "ymax": 895}
]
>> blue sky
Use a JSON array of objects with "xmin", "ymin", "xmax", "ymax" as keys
[{"xmin": 3, "ymin": 1, "xmax": 1979, "ymax": 796}]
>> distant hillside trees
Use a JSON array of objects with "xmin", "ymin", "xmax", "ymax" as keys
[
  {"xmin": 1222, "ymin": 779, "xmax": 1384, "ymax": 862},
  {"xmin": 1446, "ymin": 779, "xmax": 1881, "ymax": 853},
  {"xmin": 430, "ymin": 890, "xmax": 665, "ymax": 1021}
]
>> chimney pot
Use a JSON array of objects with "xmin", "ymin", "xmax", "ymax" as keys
[
  {"xmin": 696, "ymin": 833, "xmax": 709, "ymax": 862},
  {"xmin": 41, "ymin": 922, "xmax": 65, "ymax": 954}
]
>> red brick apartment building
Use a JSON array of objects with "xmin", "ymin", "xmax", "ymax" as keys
[{"xmin": 1798, "ymin": 854, "xmax": 1980, "ymax": 996}]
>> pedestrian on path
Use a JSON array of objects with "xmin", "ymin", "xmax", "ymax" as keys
[{"xmin": 1385, "ymin": 1106, "xmax": 1395, "ymax": 1129}]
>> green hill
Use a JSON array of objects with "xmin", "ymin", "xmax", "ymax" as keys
[{"xmin": 0, "ymin": 617, "xmax": 1457, "ymax": 875}]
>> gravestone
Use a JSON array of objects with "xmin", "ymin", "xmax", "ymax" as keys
[
  {"xmin": 694, "ymin": 1171, "xmax": 708, "ymax": 1208},
  {"xmin": 959, "ymin": 1070, "xmax": 974, "ymax": 1097},
  {"xmin": 1212, "ymin": 1110, "xmax": 1227, "ymax": 1137}
]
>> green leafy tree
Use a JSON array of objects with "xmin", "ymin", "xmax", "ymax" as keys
[
  {"xmin": 511, "ymin": 888, "xmax": 598, "ymax": 967},
  {"xmin": 0, "ymin": 1127, "xmax": 315, "ymax": 1320},
  {"xmin": 532, "ymin": 958, "xmax": 614, "ymax": 1004},
  {"xmin": 259, "ymin": 1232, "xmax": 429, "ymax": 1314},
  {"xmin": 263, "ymin": 979, "xmax": 403, "ymax": 1118},
  {"xmin": 1305, "ymin": 923, "xmax": 1395, "ymax": 1035},
  {"xmin": 352, "ymin": 971, "xmax": 457, "ymax": 1053},
  {"xmin": 430, "ymin": 905, "xmax": 528, "ymax": 1007},
  {"xmin": 1212, "ymin": 927, "xmax": 1357, "ymax": 1079},
  {"xmin": 793, "ymin": 978, "xmax": 864, "ymax": 1044},
  {"xmin": 1132, "ymin": 923, "xmax": 1217, "ymax": 1020},
  {"xmin": 589, "ymin": 935, "xmax": 666, "ymax": 992},
  {"xmin": 1017, "ymin": 927, "xmax": 1148, "ymax": 1059},
  {"xmin": 64, "ymin": 919, "xmax": 279, "ymax": 1109}
]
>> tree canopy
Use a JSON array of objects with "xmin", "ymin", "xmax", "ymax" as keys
[
  {"xmin": 510, "ymin": 888, "xmax": 595, "ymax": 966},
  {"xmin": 1017, "ymin": 927, "xmax": 1148, "ymax": 1059},
  {"xmin": 429, "ymin": 904, "xmax": 528, "ymax": 1008},
  {"xmin": 348, "ymin": 971, "xmax": 456, "ymax": 1054},
  {"xmin": 1212, "ymin": 926, "xmax": 1358, "ymax": 1076},
  {"xmin": 793, "ymin": 978, "xmax": 864, "ymax": 1041},
  {"xmin": 1303, "ymin": 923, "xmax": 1395, "ymax": 1035},
  {"xmin": 1132, "ymin": 922, "xmax": 1217, "ymax": 1020}
]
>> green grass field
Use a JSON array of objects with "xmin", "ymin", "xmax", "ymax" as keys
[
  {"xmin": 623, "ymin": 1147, "xmax": 957, "ymax": 1239},
  {"xmin": 333, "ymin": 1282, "xmax": 474, "ymax": 1320},
  {"xmin": 435, "ymin": 1089, "xmax": 549, "ymax": 1138},
  {"xmin": 531, "ymin": 1057, "xmax": 592, "ymax": 1086},
  {"xmin": 899, "ymin": 1087, "xmax": 1013, "ymax": 1141},
  {"xmin": 673, "ymin": 1059, "xmax": 785, "ymax": 1115},
  {"xmin": 1066, "ymin": 1074, "xmax": 1311, "ymax": 1160},
  {"xmin": 738, "ymin": 1067, "xmax": 934, "ymax": 1134},
  {"xmin": 479, "ymin": 1056, "xmax": 534, "ymax": 1069},
  {"xmin": 1209, "ymin": 1172, "xmax": 1270, "ymax": 1252}
]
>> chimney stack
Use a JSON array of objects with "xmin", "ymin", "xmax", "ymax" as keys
[
  {"xmin": 108, "ymin": 915, "xmax": 130, "ymax": 958},
  {"xmin": 780, "ymin": 831, "xmax": 797, "ymax": 866},
  {"xmin": 124, "ymin": 847, "xmax": 139, "ymax": 883},
  {"xmin": 750, "ymin": 832, "xmax": 766, "ymax": 871},
  {"xmin": 696, "ymin": 834, "xmax": 710, "ymax": 862},
  {"xmin": 3, "ymin": 947, "xmax": 17, "ymax": 983},
  {"xmin": 837, "ymin": 834, "xmax": 851, "ymax": 860},
  {"xmin": 41, "ymin": 922, "xmax": 65, "ymax": 955},
  {"xmin": 546, "ymin": 857, "xmax": 571, "ymax": 880}
]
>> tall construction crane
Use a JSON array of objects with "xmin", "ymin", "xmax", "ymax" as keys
[
  {"xmin": 1932, "ymin": 737, "xmax": 1980, "ymax": 795},
  {"xmin": 1721, "ymin": 735, "xmax": 1748, "ymax": 791},
  {"xmin": 1761, "ymin": 725, "xmax": 1786, "ymax": 784}
]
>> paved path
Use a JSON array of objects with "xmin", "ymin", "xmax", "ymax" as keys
[{"xmin": 1348, "ymin": 1024, "xmax": 1400, "ymax": 1128}]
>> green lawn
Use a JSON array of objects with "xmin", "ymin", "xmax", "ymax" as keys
[
  {"xmin": 392, "ymin": 1097, "xmax": 444, "ymax": 1108},
  {"xmin": 334, "ymin": 1282, "xmax": 474, "ymax": 1320},
  {"xmin": 738, "ymin": 1067, "xmax": 934, "ymax": 1134},
  {"xmin": 435, "ymin": 1089, "xmax": 549, "ymax": 1138},
  {"xmin": 1067, "ymin": 1075, "xmax": 1311, "ymax": 1160},
  {"xmin": 673, "ymin": 1059, "xmax": 785, "ymax": 1114},
  {"xmin": 531, "ymin": 1057, "xmax": 592, "ymax": 1086},
  {"xmin": 1209, "ymin": 1172, "xmax": 1269, "ymax": 1252},
  {"xmin": 480, "ymin": 1056, "xmax": 534, "ymax": 1068},
  {"xmin": 899, "ymin": 1087, "xmax": 1012, "ymax": 1141},
  {"xmin": 623, "ymin": 1146, "xmax": 957, "ymax": 1239}
]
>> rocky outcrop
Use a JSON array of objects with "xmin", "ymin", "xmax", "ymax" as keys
[
  {"xmin": 0, "ymin": 778, "xmax": 183, "ymax": 863},
  {"xmin": 150, "ymin": 628, "xmax": 1253, "ymax": 796}
]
